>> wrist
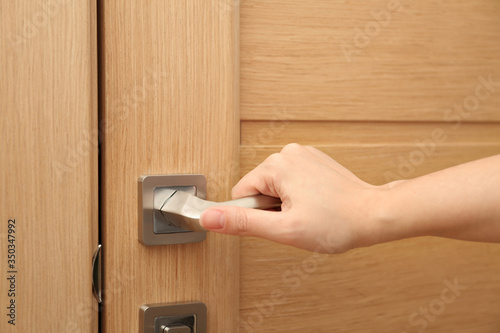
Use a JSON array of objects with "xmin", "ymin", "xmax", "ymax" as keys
[{"xmin": 363, "ymin": 180, "xmax": 417, "ymax": 247}]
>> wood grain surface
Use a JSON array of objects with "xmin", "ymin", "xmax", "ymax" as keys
[
  {"xmin": 240, "ymin": 235, "xmax": 500, "ymax": 333},
  {"xmin": 241, "ymin": 121, "xmax": 500, "ymax": 146},
  {"xmin": 0, "ymin": 0, "xmax": 98, "ymax": 331},
  {"xmin": 240, "ymin": 1, "xmax": 500, "ymax": 332},
  {"xmin": 240, "ymin": 145, "xmax": 500, "ymax": 332},
  {"xmin": 100, "ymin": 1, "xmax": 240, "ymax": 332},
  {"xmin": 241, "ymin": 0, "xmax": 500, "ymax": 121}
]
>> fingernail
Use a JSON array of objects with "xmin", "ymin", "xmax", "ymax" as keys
[{"xmin": 200, "ymin": 209, "xmax": 225, "ymax": 230}]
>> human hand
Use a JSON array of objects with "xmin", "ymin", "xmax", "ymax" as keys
[{"xmin": 200, "ymin": 143, "xmax": 386, "ymax": 253}]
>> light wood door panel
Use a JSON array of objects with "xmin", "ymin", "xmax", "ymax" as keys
[
  {"xmin": 241, "ymin": 121, "xmax": 500, "ymax": 146},
  {"xmin": 239, "ymin": 1, "xmax": 500, "ymax": 332},
  {"xmin": 0, "ymin": 0, "xmax": 98, "ymax": 331},
  {"xmin": 100, "ymin": 1, "xmax": 239, "ymax": 332},
  {"xmin": 241, "ymin": 0, "xmax": 500, "ymax": 121},
  {"xmin": 239, "ymin": 145, "xmax": 500, "ymax": 332},
  {"xmin": 240, "ymin": 237, "xmax": 500, "ymax": 333}
]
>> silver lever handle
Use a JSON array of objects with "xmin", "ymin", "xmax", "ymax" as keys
[{"xmin": 155, "ymin": 189, "xmax": 282, "ymax": 232}]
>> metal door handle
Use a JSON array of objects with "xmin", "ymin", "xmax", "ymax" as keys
[
  {"xmin": 139, "ymin": 174, "xmax": 281, "ymax": 245},
  {"xmin": 155, "ymin": 189, "xmax": 281, "ymax": 232}
]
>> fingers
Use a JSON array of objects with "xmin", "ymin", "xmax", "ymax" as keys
[
  {"xmin": 232, "ymin": 153, "xmax": 284, "ymax": 199},
  {"xmin": 232, "ymin": 144, "xmax": 310, "ymax": 199},
  {"xmin": 231, "ymin": 143, "xmax": 366, "ymax": 203},
  {"xmin": 232, "ymin": 144, "xmax": 333, "ymax": 199},
  {"xmin": 200, "ymin": 206, "xmax": 295, "ymax": 245}
]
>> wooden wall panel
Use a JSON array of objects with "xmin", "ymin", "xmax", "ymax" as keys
[
  {"xmin": 239, "ymin": 145, "xmax": 500, "ymax": 332},
  {"xmin": 240, "ymin": 1, "xmax": 500, "ymax": 332},
  {"xmin": 241, "ymin": 0, "xmax": 500, "ymax": 121},
  {"xmin": 240, "ymin": 236, "xmax": 500, "ymax": 333},
  {"xmin": 0, "ymin": 0, "xmax": 98, "ymax": 331},
  {"xmin": 241, "ymin": 121, "xmax": 500, "ymax": 146},
  {"xmin": 100, "ymin": 1, "xmax": 240, "ymax": 332}
]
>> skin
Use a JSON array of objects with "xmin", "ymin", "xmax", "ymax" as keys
[{"xmin": 200, "ymin": 143, "xmax": 500, "ymax": 253}]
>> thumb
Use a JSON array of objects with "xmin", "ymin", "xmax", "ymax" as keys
[{"xmin": 200, "ymin": 206, "xmax": 287, "ymax": 241}]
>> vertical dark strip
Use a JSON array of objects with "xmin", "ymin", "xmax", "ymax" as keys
[{"xmin": 96, "ymin": 0, "xmax": 104, "ymax": 330}]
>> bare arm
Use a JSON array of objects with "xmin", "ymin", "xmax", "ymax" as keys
[
  {"xmin": 377, "ymin": 153, "xmax": 500, "ymax": 245},
  {"xmin": 200, "ymin": 144, "xmax": 500, "ymax": 253}
]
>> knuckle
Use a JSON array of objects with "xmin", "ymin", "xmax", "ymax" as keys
[
  {"xmin": 231, "ymin": 186, "xmax": 241, "ymax": 199},
  {"xmin": 281, "ymin": 143, "xmax": 302, "ymax": 154}
]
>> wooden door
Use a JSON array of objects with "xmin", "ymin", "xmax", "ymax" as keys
[
  {"xmin": 100, "ymin": 1, "xmax": 500, "ymax": 333},
  {"xmin": 0, "ymin": 0, "xmax": 98, "ymax": 332},
  {"xmin": 99, "ymin": 1, "xmax": 240, "ymax": 332}
]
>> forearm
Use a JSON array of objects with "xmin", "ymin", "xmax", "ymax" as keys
[
  {"xmin": 201, "ymin": 144, "xmax": 500, "ymax": 253},
  {"xmin": 374, "ymin": 154, "xmax": 500, "ymax": 245}
]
